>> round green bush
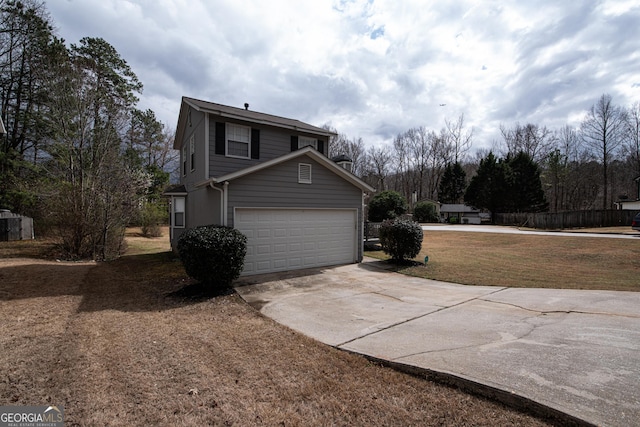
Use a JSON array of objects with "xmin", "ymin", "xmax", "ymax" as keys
[
  {"xmin": 368, "ymin": 190, "xmax": 408, "ymax": 222},
  {"xmin": 177, "ymin": 225, "xmax": 247, "ymax": 289},
  {"xmin": 413, "ymin": 201, "xmax": 439, "ymax": 223},
  {"xmin": 379, "ymin": 219, "xmax": 423, "ymax": 262}
]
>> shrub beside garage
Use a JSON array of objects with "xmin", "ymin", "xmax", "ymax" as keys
[
  {"xmin": 379, "ymin": 219, "xmax": 423, "ymax": 263},
  {"xmin": 177, "ymin": 225, "xmax": 247, "ymax": 291}
]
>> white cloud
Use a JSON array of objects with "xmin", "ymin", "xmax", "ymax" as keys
[{"xmin": 46, "ymin": 0, "xmax": 640, "ymax": 151}]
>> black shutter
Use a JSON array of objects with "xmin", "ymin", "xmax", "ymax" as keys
[
  {"xmin": 215, "ymin": 122, "xmax": 225, "ymax": 155},
  {"xmin": 291, "ymin": 136, "xmax": 298, "ymax": 152},
  {"xmin": 317, "ymin": 139, "xmax": 324, "ymax": 154},
  {"xmin": 251, "ymin": 129, "xmax": 260, "ymax": 159}
]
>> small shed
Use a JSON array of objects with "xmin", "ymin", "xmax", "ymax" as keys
[{"xmin": 0, "ymin": 209, "xmax": 34, "ymax": 241}]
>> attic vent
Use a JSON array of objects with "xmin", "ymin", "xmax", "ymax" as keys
[{"xmin": 298, "ymin": 163, "xmax": 312, "ymax": 184}]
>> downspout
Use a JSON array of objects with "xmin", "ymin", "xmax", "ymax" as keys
[
  {"xmin": 360, "ymin": 191, "xmax": 368, "ymax": 262},
  {"xmin": 209, "ymin": 182, "xmax": 225, "ymax": 226},
  {"xmin": 222, "ymin": 181, "xmax": 229, "ymax": 226}
]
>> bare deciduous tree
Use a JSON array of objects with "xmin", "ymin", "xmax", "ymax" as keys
[
  {"xmin": 500, "ymin": 122, "xmax": 554, "ymax": 162},
  {"xmin": 445, "ymin": 113, "xmax": 473, "ymax": 163},
  {"xmin": 365, "ymin": 144, "xmax": 392, "ymax": 191},
  {"xmin": 543, "ymin": 125, "xmax": 582, "ymax": 212},
  {"xmin": 623, "ymin": 102, "xmax": 640, "ymax": 177},
  {"xmin": 580, "ymin": 94, "xmax": 627, "ymax": 209}
]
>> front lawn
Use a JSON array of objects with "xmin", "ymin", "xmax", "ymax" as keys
[
  {"xmin": 366, "ymin": 230, "xmax": 640, "ymax": 291},
  {"xmin": 0, "ymin": 230, "xmax": 552, "ymax": 426}
]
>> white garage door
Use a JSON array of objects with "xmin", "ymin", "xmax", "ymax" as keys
[{"xmin": 235, "ymin": 208, "xmax": 357, "ymax": 275}]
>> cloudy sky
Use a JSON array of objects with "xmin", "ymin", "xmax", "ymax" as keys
[{"xmin": 47, "ymin": 0, "xmax": 640, "ymax": 152}]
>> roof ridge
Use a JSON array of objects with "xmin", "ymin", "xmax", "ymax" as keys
[{"xmin": 182, "ymin": 96, "xmax": 331, "ymax": 132}]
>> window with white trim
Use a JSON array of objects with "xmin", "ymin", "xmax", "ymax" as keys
[
  {"xmin": 182, "ymin": 145, "xmax": 187, "ymax": 176},
  {"xmin": 173, "ymin": 197, "xmax": 185, "ymax": 228},
  {"xmin": 298, "ymin": 163, "xmax": 312, "ymax": 184},
  {"xmin": 298, "ymin": 136, "xmax": 317, "ymax": 150},
  {"xmin": 189, "ymin": 135, "xmax": 195, "ymax": 171},
  {"xmin": 226, "ymin": 123, "xmax": 250, "ymax": 158}
]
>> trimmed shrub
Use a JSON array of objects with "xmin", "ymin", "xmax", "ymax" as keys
[
  {"xmin": 379, "ymin": 219, "xmax": 423, "ymax": 262},
  {"xmin": 368, "ymin": 190, "xmax": 408, "ymax": 222},
  {"xmin": 413, "ymin": 201, "xmax": 439, "ymax": 223},
  {"xmin": 177, "ymin": 225, "xmax": 247, "ymax": 290}
]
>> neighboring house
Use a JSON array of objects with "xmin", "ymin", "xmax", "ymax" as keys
[
  {"xmin": 166, "ymin": 97, "xmax": 374, "ymax": 276},
  {"xmin": 614, "ymin": 176, "xmax": 640, "ymax": 210},
  {"xmin": 439, "ymin": 203, "xmax": 485, "ymax": 224}
]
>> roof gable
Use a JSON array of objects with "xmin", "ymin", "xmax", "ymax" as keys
[
  {"xmin": 440, "ymin": 203, "xmax": 479, "ymax": 213},
  {"xmin": 196, "ymin": 146, "xmax": 374, "ymax": 193},
  {"xmin": 175, "ymin": 97, "xmax": 336, "ymax": 149}
]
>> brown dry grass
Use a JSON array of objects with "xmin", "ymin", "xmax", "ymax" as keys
[
  {"xmin": 367, "ymin": 230, "xmax": 640, "ymax": 291},
  {"xmin": 0, "ymin": 228, "xmax": 554, "ymax": 426}
]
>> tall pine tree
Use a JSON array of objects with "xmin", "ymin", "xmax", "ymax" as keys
[
  {"xmin": 438, "ymin": 162, "xmax": 466, "ymax": 203},
  {"xmin": 464, "ymin": 152, "xmax": 509, "ymax": 221},
  {"xmin": 506, "ymin": 151, "xmax": 548, "ymax": 212},
  {"xmin": 465, "ymin": 151, "xmax": 547, "ymax": 221}
]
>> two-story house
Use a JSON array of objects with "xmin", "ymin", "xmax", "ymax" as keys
[{"xmin": 165, "ymin": 97, "xmax": 374, "ymax": 276}]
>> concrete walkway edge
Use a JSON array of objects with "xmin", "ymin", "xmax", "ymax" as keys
[{"xmin": 343, "ymin": 350, "xmax": 595, "ymax": 426}]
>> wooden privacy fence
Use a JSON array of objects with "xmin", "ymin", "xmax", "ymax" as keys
[{"xmin": 495, "ymin": 210, "xmax": 638, "ymax": 230}]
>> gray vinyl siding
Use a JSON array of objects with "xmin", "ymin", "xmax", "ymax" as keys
[
  {"xmin": 180, "ymin": 109, "xmax": 207, "ymax": 188},
  {"xmin": 208, "ymin": 116, "xmax": 328, "ymax": 178},
  {"xmin": 188, "ymin": 185, "xmax": 222, "ymax": 226},
  {"xmin": 226, "ymin": 156, "xmax": 364, "ymax": 260},
  {"xmin": 170, "ymin": 185, "xmax": 222, "ymax": 250}
]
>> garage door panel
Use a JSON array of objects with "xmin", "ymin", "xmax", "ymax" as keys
[
  {"xmin": 257, "ymin": 228, "xmax": 271, "ymax": 238},
  {"xmin": 256, "ymin": 245, "xmax": 271, "ymax": 255},
  {"xmin": 236, "ymin": 208, "xmax": 356, "ymax": 275}
]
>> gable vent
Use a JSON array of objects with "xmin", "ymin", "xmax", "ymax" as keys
[{"xmin": 298, "ymin": 163, "xmax": 312, "ymax": 184}]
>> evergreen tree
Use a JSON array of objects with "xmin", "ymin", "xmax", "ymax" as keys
[
  {"xmin": 465, "ymin": 152, "xmax": 548, "ymax": 221},
  {"xmin": 438, "ymin": 162, "xmax": 466, "ymax": 203},
  {"xmin": 368, "ymin": 190, "xmax": 408, "ymax": 222},
  {"xmin": 506, "ymin": 151, "xmax": 548, "ymax": 212},
  {"xmin": 0, "ymin": 0, "xmax": 57, "ymax": 214},
  {"xmin": 464, "ymin": 152, "xmax": 509, "ymax": 222}
]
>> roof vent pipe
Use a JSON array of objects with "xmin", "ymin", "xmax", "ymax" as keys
[{"xmin": 244, "ymin": 103, "xmax": 249, "ymax": 110}]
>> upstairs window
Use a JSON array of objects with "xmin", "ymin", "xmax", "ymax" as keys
[
  {"xmin": 226, "ymin": 123, "xmax": 251, "ymax": 158},
  {"xmin": 298, "ymin": 136, "xmax": 317, "ymax": 150},
  {"xmin": 182, "ymin": 145, "xmax": 187, "ymax": 176},
  {"xmin": 189, "ymin": 135, "xmax": 195, "ymax": 171}
]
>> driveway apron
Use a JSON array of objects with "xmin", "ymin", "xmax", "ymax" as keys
[{"xmin": 235, "ymin": 259, "xmax": 640, "ymax": 427}]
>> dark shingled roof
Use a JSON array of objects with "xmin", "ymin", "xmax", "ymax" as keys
[{"xmin": 175, "ymin": 97, "xmax": 336, "ymax": 149}]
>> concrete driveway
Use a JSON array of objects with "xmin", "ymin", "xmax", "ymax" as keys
[{"xmin": 235, "ymin": 259, "xmax": 640, "ymax": 427}]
